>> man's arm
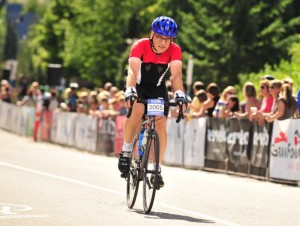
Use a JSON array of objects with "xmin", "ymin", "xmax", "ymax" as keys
[
  {"xmin": 127, "ymin": 57, "xmax": 141, "ymax": 88},
  {"xmin": 170, "ymin": 60, "xmax": 187, "ymax": 113},
  {"xmin": 170, "ymin": 60, "xmax": 184, "ymax": 92}
]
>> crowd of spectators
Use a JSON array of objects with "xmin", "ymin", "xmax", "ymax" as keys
[
  {"xmin": 187, "ymin": 75, "xmax": 299, "ymax": 124},
  {"xmin": 0, "ymin": 73, "xmax": 299, "ymax": 124}
]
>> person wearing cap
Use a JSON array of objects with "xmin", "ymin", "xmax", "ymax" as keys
[
  {"xmin": 118, "ymin": 16, "xmax": 187, "ymax": 188},
  {"xmin": 261, "ymin": 74, "xmax": 275, "ymax": 81},
  {"xmin": 66, "ymin": 83, "xmax": 79, "ymax": 112}
]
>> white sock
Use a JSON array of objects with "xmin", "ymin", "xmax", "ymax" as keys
[{"xmin": 122, "ymin": 142, "xmax": 133, "ymax": 153}]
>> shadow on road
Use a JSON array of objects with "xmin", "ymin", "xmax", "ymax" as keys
[{"xmin": 134, "ymin": 210, "xmax": 214, "ymax": 224}]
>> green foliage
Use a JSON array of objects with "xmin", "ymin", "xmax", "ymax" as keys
[
  {"xmin": 2, "ymin": 0, "xmax": 300, "ymax": 90},
  {"xmin": 0, "ymin": 7, "xmax": 6, "ymax": 64},
  {"xmin": 238, "ymin": 36, "xmax": 300, "ymax": 95}
]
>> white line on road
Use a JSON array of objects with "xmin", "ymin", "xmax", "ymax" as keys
[
  {"xmin": 0, "ymin": 214, "xmax": 50, "ymax": 219},
  {"xmin": 0, "ymin": 160, "xmax": 240, "ymax": 226}
]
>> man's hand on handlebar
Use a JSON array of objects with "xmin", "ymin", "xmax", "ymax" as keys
[
  {"xmin": 124, "ymin": 86, "xmax": 138, "ymax": 109},
  {"xmin": 174, "ymin": 90, "xmax": 187, "ymax": 122}
]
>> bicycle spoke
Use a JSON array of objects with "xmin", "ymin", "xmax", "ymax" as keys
[
  {"xmin": 143, "ymin": 131, "xmax": 159, "ymax": 214},
  {"xmin": 126, "ymin": 135, "xmax": 140, "ymax": 209}
]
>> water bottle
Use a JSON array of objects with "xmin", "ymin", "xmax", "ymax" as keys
[
  {"xmin": 298, "ymin": 88, "xmax": 300, "ymax": 116},
  {"xmin": 138, "ymin": 128, "xmax": 145, "ymax": 156}
]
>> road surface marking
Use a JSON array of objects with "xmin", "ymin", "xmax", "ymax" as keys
[
  {"xmin": 0, "ymin": 203, "xmax": 49, "ymax": 219},
  {"xmin": 0, "ymin": 160, "xmax": 240, "ymax": 226}
]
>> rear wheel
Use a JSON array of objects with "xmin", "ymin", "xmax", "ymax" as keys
[
  {"xmin": 142, "ymin": 130, "xmax": 159, "ymax": 214},
  {"xmin": 126, "ymin": 135, "xmax": 140, "ymax": 209}
]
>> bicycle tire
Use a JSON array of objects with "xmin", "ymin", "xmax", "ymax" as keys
[
  {"xmin": 126, "ymin": 135, "xmax": 140, "ymax": 209},
  {"xmin": 142, "ymin": 129, "xmax": 159, "ymax": 214}
]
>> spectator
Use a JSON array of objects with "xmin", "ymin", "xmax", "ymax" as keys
[
  {"xmin": 66, "ymin": 83, "xmax": 79, "ymax": 112},
  {"xmin": 217, "ymin": 95, "xmax": 240, "ymax": 118},
  {"xmin": 98, "ymin": 96, "xmax": 117, "ymax": 119},
  {"xmin": 188, "ymin": 89, "xmax": 208, "ymax": 118},
  {"xmin": 265, "ymin": 83, "xmax": 298, "ymax": 122},
  {"xmin": 109, "ymin": 87, "xmax": 121, "ymax": 111},
  {"xmin": 0, "ymin": 79, "xmax": 13, "ymax": 103},
  {"xmin": 189, "ymin": 81, "xmax": 205, "ymax": 113},
  {"xmin": 48, "ymin": 88, "xmax": 59, "ymax": 111},
  {"xmin": 103, "ymin": 82, "xmax": 113, "ymax": 92},
  {"xmin": 213, "ymin": 86, "xmax": 237, "ymax": 118},
  {"xmin": 77, "ymin": 91, "xmax": 89, "ymax": 114},
  {"xmin": 88, "ymin": 98, "xmax": 100, "ymax": 116},
  {"xmin": 17, "ymin": 81, "xmax": 41, "ymax": 107},
  {"xmin": 249, "ymin": 80, "xmax": 273, "ymax": 125},
  {"xmin": 200, "ymin": 82, "xmax": 220, "ymax": 117},
  {"xmin": 116, "ymin": 92, "xmax": 127, "ymax": 116},
  {"xmin": 235, "ymin": 82, "xmax": 260, "ymax": 118},
  {"xmin": 261, "ymin": 74, "xmax": 275, "ymax": 81}
]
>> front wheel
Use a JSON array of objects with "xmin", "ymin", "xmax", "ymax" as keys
[
  {"xmin": 142, "ymin": 130, "xmax": 159, "ymax": 214},
  {"xmin": 126, "ymin": 135, "xmax": 140, "ymax": 209}
]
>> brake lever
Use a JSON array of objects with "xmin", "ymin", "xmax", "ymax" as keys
[
  {"xmin": 126, "ymin": 96, "xmax": 135, "ymax": 118},
  {"xmin": 176, "ymin": 101, "xmax": 184, "ymax": 123}
]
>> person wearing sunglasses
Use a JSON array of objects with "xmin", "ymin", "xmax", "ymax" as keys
[
  {"xmin": 249, "ymin": 79, "xmax": 274, "ymax": 125},
  {"xmin": 118, "ymin": 16, "xmax": 187, "ymax": 188},
  {"xmin": 212, "ymin": 86, "xmax": 237, "ymax": 118},
  {"xmin": 265, "ymin": 81, "xmax": 298, "ymax": 122}
]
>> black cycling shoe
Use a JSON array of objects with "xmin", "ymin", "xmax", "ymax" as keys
[
  {"xmin": 118, "ymin": 151, "xmax": 130, "ymax": 177},
  {"xmin": 151, "ymin": 172, "xmax": 164, "ymax": 189},
  {"xmin": 156, "ymin": 173, "xmax": 164, "ymax": 189}
]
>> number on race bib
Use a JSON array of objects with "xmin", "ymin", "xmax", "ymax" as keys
[{"xmin": 147, "ymin": 99, "xmax": 165, "ymax": 116}]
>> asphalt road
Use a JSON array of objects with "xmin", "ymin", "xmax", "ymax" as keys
[{"xmin": 0, "ymin": 129, "xmax": 300, "ymax": 226}]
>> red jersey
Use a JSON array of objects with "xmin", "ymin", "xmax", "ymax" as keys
[{"xmin": 129, "ymin": 38, "xmax": 182, "ymax": 87}]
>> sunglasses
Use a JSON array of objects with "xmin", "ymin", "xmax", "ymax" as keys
[
  {"xmin": 227, "ymin": 91, "xmax": 236, "ymax": 95},
  {"xmin": 260, "ymin": 86, "xmax": 266, "ymax": 89}
]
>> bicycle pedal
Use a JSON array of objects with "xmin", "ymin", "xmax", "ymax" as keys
[{"xmin": 120, "ymin": 173, "xmax": 127, "ymax": 178}]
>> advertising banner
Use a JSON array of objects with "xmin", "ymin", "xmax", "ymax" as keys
[
  {"xmin": 40, "ymin": 110, "xmax": 52, "ymax": 141},
  {"xmin": 205, "ymin": 117, "xmax": 227, "ymax": 170},
  {"xmin": 97, "ymin": 118, "xmax": 116, "ymax": 154},
  {"xmin": 74, "ymin": 114, "xmax": 97, "ymax": 152},
  {"xmin": 269, "ymin": 119, "xmax": 300, "ymax": 180},
  {"xmin": 227, "ymin": 118, "xmax": 251, "ymax": 174},
  {"xmin": 183, "ymin": 117, "xmax": 206, "ymax": 168},
  {"xmin": 249, "ymin": 121, "xmax": 272, "ymax": 177},
  {"xmin": 114, "ymin": 116, "xmax": 126, "ymax": 156},
  {"xmin": 55, "ymin": 112, "xmax": 78, "ymax": 146},
  {"xmin": 164, "ymin": 117, "xmax": 185, "ymax": 166}
]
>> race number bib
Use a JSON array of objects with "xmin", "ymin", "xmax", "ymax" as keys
[{"xmin": 147, "ymin": 99, "xmax": 164, "ymax": 116}]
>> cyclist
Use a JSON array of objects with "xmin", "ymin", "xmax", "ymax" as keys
[{"xmin": 118, "ymin": 16, "xmax": 187, "ymax": 188}]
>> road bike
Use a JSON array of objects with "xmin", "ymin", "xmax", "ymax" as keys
[{"xmin": 125, "ymin": 97, "xmax": 184, "ymax": 214}]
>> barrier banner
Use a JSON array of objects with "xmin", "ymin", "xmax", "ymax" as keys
[
  {"xmin": 55, "ymin": 112, "xmax": 78, "ymax": 146},
  {"xmin": 50, "ymin": 111, "xmax": 58, "ymax": 143},
  {"xmin": 164, "ymin": 117, "xmax": 184, "ymax": 166},
  {"xmin": 25, "ymin": 107, "xmax": 35, "ymax": 137},
  {"xmin": 10, "ymin": 104, "xmax": 18, "ymax": 134},
  {"xmin": 40, "ymin": 110, "xmax": 52, "ymax": 141},
  {"xmin": 74, "ymin": 114, "xmax": 97, "ymax": 152},
  {"xmin": 269, "ymin": 119, "xmax": 300, "ymax": 181},
  {"xmin": 18, "ymin": 107, "xmax": 28, "ymax": 136},
  {"xmin": 97, "ymin": 118, "xmax": 116, "ymax": 154},
  {"xmin": 114, "ymin": 116, "xmax": 126, "ymax": 156},
  {"xmin": 183, "ymin": 117, "xmax": 206, "ymax": 168},
  {"xmin": 227, "ymin": 118, "xmax": 251, "ymax": 174},
  {"xmin": 205, "ymin": 117, "xmax": 227, "ymax": 170},
  {"xmin": 249, "ymin": 121, "xmax": 272, "ymax": 177},
  {"xmin": 0, "ymin": 102, "xmax": 12, "ymax": 130}
]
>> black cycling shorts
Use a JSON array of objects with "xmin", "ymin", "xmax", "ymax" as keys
[{"xmin": 136, "ymin": 84, "xmax": 169, "ymax": 117}]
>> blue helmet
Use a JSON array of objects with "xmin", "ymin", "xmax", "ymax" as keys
[{"xmin": 151, "ymin": 16, "xmax": 178, "ymax": 38}]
